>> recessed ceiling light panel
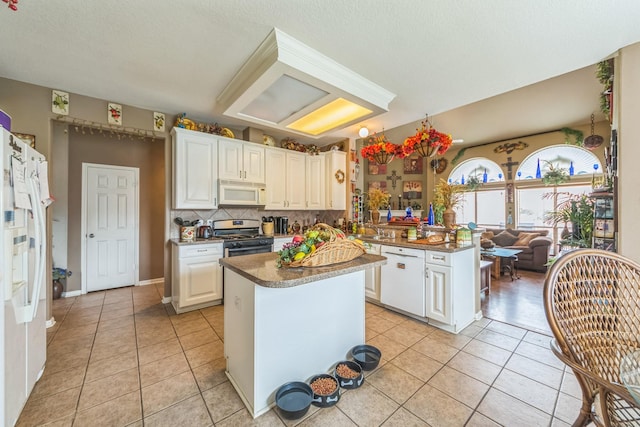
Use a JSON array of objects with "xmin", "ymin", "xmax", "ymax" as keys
[{"xmin": 217, "ymin": 28, "xmax": 395, "ymax": 138}]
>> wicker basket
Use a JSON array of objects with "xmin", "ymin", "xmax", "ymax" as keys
[{"xmin": 282, "ymin": 223, "xmax": 366, "ymax": 268}]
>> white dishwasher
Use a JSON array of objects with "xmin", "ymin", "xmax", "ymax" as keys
[{"xmin": 380, "ymin": 245, "xmax": 426, "ymax": 317}]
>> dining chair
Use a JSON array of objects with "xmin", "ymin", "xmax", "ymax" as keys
[{"xmin": 543, "ymin": 248, "xmax": 640, "ymax": 426}]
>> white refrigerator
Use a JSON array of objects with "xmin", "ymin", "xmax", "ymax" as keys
[{"xmin": 1, "ymin": 127, "xmax": 51, "ymax": 426}]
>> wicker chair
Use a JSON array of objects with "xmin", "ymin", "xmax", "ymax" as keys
[{"xmin": 543, "ymin": 249, "xmax": 640, "ymax": 426}]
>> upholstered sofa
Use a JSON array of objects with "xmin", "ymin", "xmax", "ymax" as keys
[{"xmin": 481, "ymin": 228, "xmax": 553, "ymax": 272}]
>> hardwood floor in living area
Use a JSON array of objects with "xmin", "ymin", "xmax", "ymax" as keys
[{"xmin": 481, "ymin": 269, "xmax": 551, "ymax": 336}]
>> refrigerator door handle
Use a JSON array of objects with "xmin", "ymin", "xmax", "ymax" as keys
[{"xmin": 16, "ymin": 171, "xmax": 45, "ymax": 323}]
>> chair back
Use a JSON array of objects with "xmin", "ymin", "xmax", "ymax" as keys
[{"xmin": 544, "ymin": 248, "xmax": 640, "ymax": 426}]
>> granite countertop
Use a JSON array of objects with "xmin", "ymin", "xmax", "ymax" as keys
[
  {"xmin": 219, "ymin": 253, "xmax": 387, "ymax": 288},
  {"xmin": 358, "ymin": 236, "xmax": 475, "ymax": 253},
  {"xmin": 170, "ymin": 238, "xmax": 224, "ymax": 246}
]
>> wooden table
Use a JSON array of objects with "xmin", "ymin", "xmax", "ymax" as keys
[{"xmin": 480, "ymin": 260, "xmax": 492, "ymax": 294}]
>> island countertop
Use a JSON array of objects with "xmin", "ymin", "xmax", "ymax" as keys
[{"xmin": 219, "ymin": 252, "xmax": 386, "ymax": 289}]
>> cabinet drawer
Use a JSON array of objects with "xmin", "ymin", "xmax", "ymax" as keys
[
  {"xmin": 179, "ymin": 244, "xmax": 223, "ymax": 258},
  {"xmin": 425, "ymin": 251, "xmax": 451, "ymax": 266}
]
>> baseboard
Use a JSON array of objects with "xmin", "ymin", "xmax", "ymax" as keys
[
  {"xmin": 139, "ymin": 277, "xmax": 164, "ymax": 286},
  {"xmin": 61, "ymin": 290, "xmax": 82, "ymax": 298},
  {"xmin": 46, "ymin": 317, "xmax": 56, "ymax": 328},
  {"xmin": 161, "ymin": 296, "xmax": 172, "ymax": 304}
]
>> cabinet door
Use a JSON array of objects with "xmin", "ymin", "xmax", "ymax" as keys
[
  {"xmin": 326, "ymin": 151, "xmax": 347, "ymax": 210},
  {"xmin": 243, "ymin": 144, "xmax": 265, "ymax": 184},
  {"xmin": 218, "ymin": 139, "xmax": 243, "ymax": 181},
  {"xmin": 180, "ymin": 256, "xmax": 222, "ymax": 307},
  {"xmin": 286, "ymin": 152, "xmax": 306, "ymax": 210},
  {"xmin": 173, "ymin": 128, "xmax": 218, "ymax": 209},
  {"xmin": 306, "ymin": 155, "xmax": 325, "ymax": 209},
  {"xmin": 364, "ymin": 244, "xmax": 381, "ymax": 300},
  {"xmin": 425, "ymin": 263, "xmax": 452, "ymax": 324},
  {"xmin": 265, "ymin": 148, "xmax": 287, "ymax": 209}
]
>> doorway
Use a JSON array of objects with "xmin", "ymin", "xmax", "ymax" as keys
[{"xmin": 81, "ymin": 163, "xmax": 139, "ymax": 293}]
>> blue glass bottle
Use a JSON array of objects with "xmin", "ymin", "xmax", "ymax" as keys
[
  {"xmin": 387, "ymin": 205, "xmax": 392, "ymax": 222},
  {"xmin": 427, "ymin": 203, "xmax": 435, "ymax": 225}
]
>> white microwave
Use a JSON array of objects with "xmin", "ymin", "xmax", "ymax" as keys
[{"xmin": 218, "ymin": 180, "xmax": 266, "ymax": 206}]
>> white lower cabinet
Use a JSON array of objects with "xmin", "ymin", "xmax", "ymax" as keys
[
  {"xmin": 380, "ymin": 245, "xmax": 476, "ymax": 333},
  {"xmin": 364, "ymin": 243, "xmax": 381, "ymax": 301},
  {"xmin": 172, "ymin": 243, "xmax": 223, "ymax": 313}
]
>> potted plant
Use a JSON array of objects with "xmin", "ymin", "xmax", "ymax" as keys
[
  {"xmin": 542, "ymin": 162, "xmax": 569, "ymax": 186},
  {"xmin": 433, "ymin": 179, "xmax": 465, "ymax": 228},
  {"xmin": 52, "ymin": 267, "xmax": 72, "ymax": 300},
  {"xmin": 465, "ymin": 175, "xmax": 483, "ymax": 191},
  {"xmin": 544, "ymin": 193, "xmax": 594, "ymax": 248},
  {"xmin": 366, "ymin": 188, "xmax": 390, "ymax": 224}
]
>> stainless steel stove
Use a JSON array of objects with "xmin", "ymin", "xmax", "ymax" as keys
[{"xmin": 213, "ymin": 219, "xmax": 274, "ymax": 257}]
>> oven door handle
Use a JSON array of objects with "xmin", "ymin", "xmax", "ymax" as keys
[{"xmin": 225, "ymin": 245, "xmax": 273, "ymax": 257}]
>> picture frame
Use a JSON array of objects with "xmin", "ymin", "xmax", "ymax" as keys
[
  {"xmin": 402, "ymin": 180, "xmax": 422, "ymax": 199},
  {"xmin": 14, "ymin": 132, "xmax": 35, "ymax": 148},
  {"xmin": 403, "ymin": 155, "xmax": 423, "ymax": 174},
  {"xmin": 368, "ymin": 181, "xmax": 387, "ymax": 191},
  {"xmin": 367, "ymin": 160, "xmax": 387, "ymax": 175}
]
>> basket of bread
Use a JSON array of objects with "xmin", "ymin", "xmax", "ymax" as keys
[
  {"xmin": 414, "ymin": 234, "xmax": 446, "ymax": 245},
  {"xmin": 277, "ymin": 223, "xmax": 367, "ymax": 268}
]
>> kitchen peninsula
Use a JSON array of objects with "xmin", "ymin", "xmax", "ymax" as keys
[{"xmin": 220, "ymin": 252, "xmax": 386, "ymax": 418}]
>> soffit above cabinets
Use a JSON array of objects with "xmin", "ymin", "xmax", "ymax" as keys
[{"xmin": 216, "ymin": 28, "xmax": 396, "ymax": 139}]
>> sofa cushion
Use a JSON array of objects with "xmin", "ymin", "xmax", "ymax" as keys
[
  {"xmin": 480, "ymin": 238, "xmax": 495, "ymax": 249},
  {"xmin": 481, "ymin": 231, "xmax": 494, "ymax": 240},
  {"xmin": 513, "ymin": 232, "xmax": 540, "ymax": 246},
  {"xmin": 492, "ymin": 230, "xmax": 519, "ymax": 247}
]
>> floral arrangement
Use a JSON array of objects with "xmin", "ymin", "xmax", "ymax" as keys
[
  {"xmin": 52, "ymin": 267, "xmax": 72, "ymax": 281},
  {"xmin": 465, "ymin": 175, "xmax": 483, "ymax": 191},
  {"xmin": 433, "ymin": 179, "xmax": 465, "ymax": 210},
  {"xmin": 366, "ymin": 188, "xmax": 390, "ymax": 210},
  {"xmin": 360, "ymin": 132, "xmax": 405, "ymax": 163},
  {"xmin": 403, "ymin": 117, "xmax": 453, "ymax": 157}
]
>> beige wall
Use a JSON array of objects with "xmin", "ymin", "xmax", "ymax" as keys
[
  {"xmin": 0, "ymin": 77, "xmax": 172, "ymax": 314},
  {"xmin": 360, "ymin": 121, "xmax": 610, "ymax": 220},
  {"xmin": 618, "ymin": 43, "xmax": 640, "ymax": 262}
]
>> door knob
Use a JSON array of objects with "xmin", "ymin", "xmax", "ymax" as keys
[{"xmin": 88, "ymin": 233, "xmax": 95, "ymax": 238}]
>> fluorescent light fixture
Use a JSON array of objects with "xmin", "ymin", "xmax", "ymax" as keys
[
  {"xmin": 287, "ymin": 98, "xmax": 372, "ymax": 135},
  {"xmin": 217, "ymin": 28, "xmax": 395, "ymax": 139}
]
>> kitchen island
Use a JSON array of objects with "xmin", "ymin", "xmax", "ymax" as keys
[{"xmin": 220, "ymin": 252, "xmax": 386, "ymax": 418}]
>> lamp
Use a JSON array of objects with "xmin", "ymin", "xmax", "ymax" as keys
[{"xmin": 358, "ymin": 126, "xmax": 369, "ymax": 138}]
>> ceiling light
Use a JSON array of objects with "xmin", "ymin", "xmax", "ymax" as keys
[
  {"xmin": 217, "ymin": 28, "xmax": 395, "ymax": 139},
  {"xmin": 358, "ymin": 126, "xmax": 370, "ymax": 138},
  {"xmin": 453, "ymin": 139, "xmax": 464, "ymax": 143}
]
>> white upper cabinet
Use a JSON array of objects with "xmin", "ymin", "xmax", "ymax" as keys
[
  {"xmin": 264, "ymin": 147, "xmax": 306, "ymax": 210},
  {"xmin": 305, "ymin": 155, "xmax": 325, "ymax": 210},
  {"xmin": 172, "ymin": 127, "xmax": 218, "ymax": 209},
  {"xmin": 218, "ymin": 138, "xmax": 265, "ymax": 184},
  {"xmin": 325, "ymin": 151, "xmax": 347, "ymax": 210}
]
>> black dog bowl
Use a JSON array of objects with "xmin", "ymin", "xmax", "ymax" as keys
[
  {"xmin": 334, "ymin": 360, "xmax": 364, "ymax": 389},
  {"xmin": 308, "ymin": 374, "xmax": 340, "ymax": 407},
  {"xmin": 275, "ymin": 381, "xmax": 313, "ymax": 420},
  {"xmin": 350, "ymin": 344, "xmax": 382, "ymax": 371}
]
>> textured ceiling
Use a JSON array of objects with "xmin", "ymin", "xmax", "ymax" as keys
[{"xmin": 1, "ymin": 0, "xmax": 639, "ymax": 146}]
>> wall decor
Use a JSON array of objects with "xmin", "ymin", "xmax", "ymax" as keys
[
  {"xmin": 368, "ymin": 181, "xmax": 387, "ymax": 191},
  {"xmin": 368, "ymin": 161, "xmax": 387, "ymax": 175},
  {"xmin": 108, "ymin": 103, "xmax": 122, "ymax": 125},
  {"xmin": 403, "ymin": 155, "xmax": 423, "ymax": 174},
  {"xmin": 14, "ymin": 132, "xmax": 35, "ymax": 148},
  {"xmin": 52, "ymin": 90, "xmax": 69, "ymax": 115},
  {"xmin": 402, "ymin": 181, "xmax": 422, "ymax": 199},
  {"xmin": 153, "ymin": 112, "xmax": 165, "ymax": 132},
  {"xmin": 386, "ymin": 170, "xmax": 402, "ymax": 189},
  {"xmin": 430, "ymin": 158, "xmax": 448, "ymax": 174},
  {"xmin": 493, "ymin": 141, "xmax": 528, "ymax": 154}
]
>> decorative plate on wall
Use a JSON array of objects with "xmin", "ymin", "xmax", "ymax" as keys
[{"xmin": 430, "ymin": 158, "xmax": 448, "ymax": 174}]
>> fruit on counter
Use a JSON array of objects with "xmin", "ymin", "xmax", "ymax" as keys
[{"xmin": 277, "ymin": 224, "xmax": 364, "ymax": 267}]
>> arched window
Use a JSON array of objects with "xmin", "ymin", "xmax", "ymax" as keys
[
  {"xmin": 448, "ymin": 158, "xmax": 506, "ymax": 227},
  {"xmin": 448, "ymin": 158, "xmax": 505, "ymax": 184},
  {"xmin": 516, "ymin": 145, "xmax": 601, "ymax": 180}
]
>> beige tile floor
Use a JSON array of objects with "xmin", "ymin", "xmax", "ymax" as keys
[{"xmin": 18, "ymin": 283, "xmax": 588, "ymax": 427}]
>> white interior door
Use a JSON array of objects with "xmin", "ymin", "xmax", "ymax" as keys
[{"xmin": 83, "ymin": 164, "xmax": 138, "ymax": 293}]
